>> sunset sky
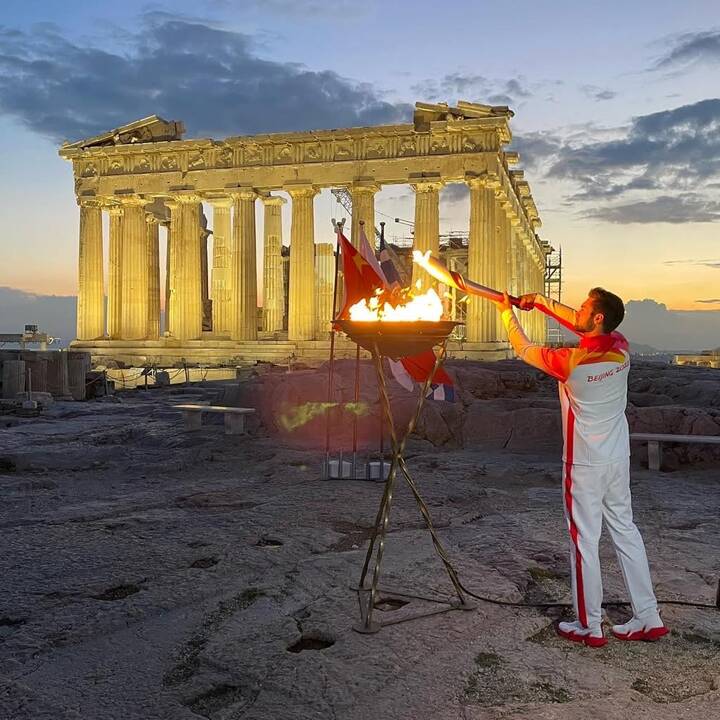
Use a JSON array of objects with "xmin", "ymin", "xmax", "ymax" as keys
[{"xmin": 1, "ymin": 0, "xmax": 718, "ymax": 318}]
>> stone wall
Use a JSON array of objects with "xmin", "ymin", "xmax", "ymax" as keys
[
  {"xmin": 219, "ymin": 359, "xmax": 720, "ymax": 468},
  {"xmin": 0, "ymin": 350, "xmax": 91, "ymax": 401}
]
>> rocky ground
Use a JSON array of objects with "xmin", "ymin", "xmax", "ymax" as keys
[{"xmin": 1, "ymin": 360, "xmax": 719, "ymax": 720}]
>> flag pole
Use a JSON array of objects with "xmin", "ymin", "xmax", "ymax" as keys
[
  {"xmin": 351, "ymin": 220, "xmax": 368, "ymax": 479},
  {"xmin": 352, "ymin": 342, "xmax": 360, "ymax": 478},
  {"xmin": 378, "ymin": 221, "xmax": 386, "ymax": 480},
  {"xmin": 323, "ymin": 217, "xmax": 345, "ymax": 479}
]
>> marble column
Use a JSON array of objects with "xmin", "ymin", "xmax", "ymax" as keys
[
  {"xmin": 509, "ymin": 217, "xmax": 521, "ymax": 297},
  {"xmin": 209, "ymin": 197, "xmax": 234, "ymax": 335},
  {"xmin": 465, "ymin": 178, "xmax": 496, "ymax": 343},
  {"xmin": 164, "ymin": 222, "xmax": 171, "ymax": 335},
  {"xmin": 315, "ymin": 242, "xmax": 335, "ymax": 337},
  {"xmin": 167, "ymin": 195, "xmax": 203, "ymax": 341},
  {"xmin": 107, "ymin": 204, "xmax": 124, "ymax": 339},
  {"xmin": 201, "ymin": 218, "xmax": 211, "ymax": 331},
  {"xmin": 494, "ymin": 194, "xmax": 509, "ymax": 340},
  {"xmin": 516, "ymin": 234, "xmax": 529, "ymax": 336},
  {"xmin": 76, "ymin": 198, "xmax": 104, "ymax": 340},
  {"xmin": 287, "ymin": 185, "xmax": 319, "ymax": 342},
  {"xmin": 411, "ymin": 180, "xmax": 443, "ymax": 290},
  {"xmin": 231, "ymin": 190, "xmax": 258, "ymax": 341},
  {"xmin": 350, "ymin": 182, "xmax": 379, "ymax": 248},
  {"xmin": 120, "ymin": 196, "xmax": 150, "ymax": 340},
  {"xmin": 261, "ymin": 195, "xmax": 286, "ymax": 334},
  {"xmin": 146, "ymin": 215, "xmax": 160, "ymax": 339}
]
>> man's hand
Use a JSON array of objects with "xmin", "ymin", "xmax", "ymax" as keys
[
  {"xmin": 491, "ymin": 290, "xmax": 513, "ymax": 313},
  {"xmin": 517, "ymin": 293, "xmax": 537, "ymax": 311}
]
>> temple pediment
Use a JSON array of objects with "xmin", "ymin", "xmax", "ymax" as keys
[
  {"xmin": 62, "ymin": 115, "xmax": 185, "ymax": 150},
  {"xmin": 414, "ymin": 100, "xmax": 513, "ymax": 131}
]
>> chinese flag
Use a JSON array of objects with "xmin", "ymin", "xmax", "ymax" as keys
[{"xmin": 336, "ymin": 231, "xmax": 385, "ymax": 318}]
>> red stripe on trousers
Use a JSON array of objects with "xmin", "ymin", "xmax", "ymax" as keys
[{"xmin": 563, "ymin": 404, "xmax": 587, "ymax": 627}]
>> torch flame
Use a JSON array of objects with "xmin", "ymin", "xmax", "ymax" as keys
[
  {"xmin": 412, "ymin": 250, "xmax": 459, "ymax": 289},
  {"xmin": 349, "ymin": 286, "xmax": 444, "ymax": 322}
]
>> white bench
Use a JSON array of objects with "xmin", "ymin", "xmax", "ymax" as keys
[
  {"xmin": 175, "ymin": 404, "xmax": 255, "ymax": 435},
  {"xmin": 631, "ymin": 433, "xmax": 720, "ymax": 470}
]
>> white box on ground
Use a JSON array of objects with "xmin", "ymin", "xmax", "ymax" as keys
[
  {"xmin": 367, "ymin": 461, "xmax": 391, "ymax": 480},
  {"xmin": 327, "ymin": 460, "xmax": 353, "ymax": 479}
]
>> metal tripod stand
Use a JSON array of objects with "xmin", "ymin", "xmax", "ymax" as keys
[{"xmin": 353, "ymin": 339, "xmax": 475, "ymax": 633}]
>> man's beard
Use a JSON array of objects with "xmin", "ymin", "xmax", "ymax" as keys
[{"xmin": 574, "ymin": 316, "xmax": 595, "ymax": 333}]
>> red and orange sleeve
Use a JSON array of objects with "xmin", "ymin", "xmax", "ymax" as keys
[
  {"xmin": 502, "ymin": 309, "xmax": 582, "ymax": 382},
  {"xmin": 532, "ymin": 295, "xmax": 580, "ymax": 336}
]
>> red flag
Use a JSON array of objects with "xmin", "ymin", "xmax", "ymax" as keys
[
  {"xmin": 397, "ymin": 350, "xmax": 453, "ymax": 385},
  {"xmin": 388, "ymin": 350, "xmax": 455, "ymax": 402},
  {"xmin": 337, "ymin": 231, "xmax": 385, "ymax": 318}
]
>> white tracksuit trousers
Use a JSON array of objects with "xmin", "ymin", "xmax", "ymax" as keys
[{"xmin": 563, "ymin": 459, "xmax": 658, "ymax": 628}]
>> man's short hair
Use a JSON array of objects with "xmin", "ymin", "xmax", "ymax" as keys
[{"xmin": 589, "ymin": 287, "xmax": 625, "ymax": 333}]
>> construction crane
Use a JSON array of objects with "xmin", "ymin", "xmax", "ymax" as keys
[{"xmin": 330, "ymin": 188, "xmax": 382, "ymax": 240}]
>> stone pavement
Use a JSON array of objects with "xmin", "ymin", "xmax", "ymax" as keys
[{"xmin": 0, "ymin": 379, "xmax": 719, "ymax": 719}]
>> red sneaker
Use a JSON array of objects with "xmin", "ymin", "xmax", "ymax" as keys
[
  {"xmin": 557, "ymin": 621, "xmax": 608, "ymax": 648},
  {"xmin": 611, "ymin": 625, "xmax": 669, "ymax": 642},
  {"xmin": 611, "ymin": 615, "xmax": 669, "ymax": 641}
]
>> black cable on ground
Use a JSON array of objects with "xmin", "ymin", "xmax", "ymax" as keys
[{"xmin": 457, "ymin": 580, "xmax": 719, "ymax": 610}]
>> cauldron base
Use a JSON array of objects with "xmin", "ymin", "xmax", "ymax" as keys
[
  {"xmin": 340, "ymin": 334, "xmax": 473, "ymax": 634},
  {"xmin": 333, "ymin": 320, "xmax": 459, "ymax": 358}
]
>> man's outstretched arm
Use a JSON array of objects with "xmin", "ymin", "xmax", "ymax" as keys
[
  {"xmin": 519, "ymin": 293, "xmax": 580, "ymax": 336},
  {"xmin": 498, "ymin": 298, "xmax": 576, "ymax": 382}
]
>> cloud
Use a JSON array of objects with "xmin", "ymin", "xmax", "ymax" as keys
[
  {"xmin": 549, "ymin": 99, "xmax": 720, "ymax": 186},
  {"xmin": 513, "ymin": 98, "xmax": 720, "ymax": 222},
  {"xmin": 507, "ymin": 132, "xmax": 564, "ymax": 172},
  {"xmin": 663, "ymin": 258, "xmax": 720, "ymax": 269},
  {"xmin": 206, "ymin": 0, "xmax": 367, "ymax": 16},
  {"xmin": 411, "ymin": 73, "xmax": 487, "ymax": 101},
  {"xmin": 0, "ymin": 13, "xmax": 411, "ymax": 143},
  {"xmin": 621, "ymin": 298, "xmax": 720, "ymax": 351},
  {"xmin": 566, "ymin": 175, "xmax": 658, "ymax": 202},
  {"xmin": 379, "ymin": 192, "xmax": 411, "ymax": 203},
  {"xmin": 410, "ymin": 74, "xmax": 531, "ymax": 106},
  {"xmin": 504, "ymin": 79, "xmax": 531, "ymax": 99},
  {"xmin": 0, "ymin": 287, "xmax": 76, "ymax": 347},
  {"xmin": 653, "ymin": 30, "xmax": 720, "ymax": 71},
  {"xmin": 441, "ymin": 183, "xmax": 469, "ymax": 204},
  {"xmin": 696, "ymin": 298, "xmax": 720, "ymax": 304},
  {"xmin": 580, "ymin": 85, "xmax": 618, "ymax": 101},
  {"xmin": 583, "ymin": 194, "xmax": 720, "ymax": 224}
]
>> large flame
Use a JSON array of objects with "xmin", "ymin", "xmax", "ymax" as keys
[
  {"xmin": 349, "ymin": 286, "xmax": 444, "ymax": 322},
  {"xmin": 412, "ymin": 249, "xmax": 458, "ymax": 288}
]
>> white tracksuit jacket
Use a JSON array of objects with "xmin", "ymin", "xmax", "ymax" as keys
[{"xmin": 502, "ymin": 296, "xmax": 659, "ymax": 628}]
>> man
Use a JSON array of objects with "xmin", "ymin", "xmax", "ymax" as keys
[{"xmin": 493, "ymin": 288, "xmax": 669, "ymax": 647}]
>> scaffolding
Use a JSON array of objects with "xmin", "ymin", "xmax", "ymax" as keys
[{"xmin": 544, "ymin": 247, "xmax": 563, "ymax": 345}]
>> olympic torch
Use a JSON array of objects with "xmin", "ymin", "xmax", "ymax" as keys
[{"xmin": 412, "ymin": 251, "xmax": 527, "ymax": 309}]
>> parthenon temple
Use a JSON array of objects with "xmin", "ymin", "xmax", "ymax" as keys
[{"xmin": 60, "ymin": 101, "xmax": 551, "ymax": 367}]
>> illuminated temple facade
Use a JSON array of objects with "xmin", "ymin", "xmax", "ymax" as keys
[{"xmin": 60, "ymin": 101, "xmax": 551, "ymax": 367}]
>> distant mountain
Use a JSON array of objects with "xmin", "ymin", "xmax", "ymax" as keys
[
  {"xmin": 552, "ymin": 298, "xmax": 720, "ymax": 354},
  {"xmin": 622, "ymin": 299, "xmax": 720, "ymax": 353},
  {"xmin": 0, "ymin": 287, "xmax": 76, "ymax": 347},
  {"xmin": 629, "ymin": 342, "xmax": 660, "ymax": 355}
]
